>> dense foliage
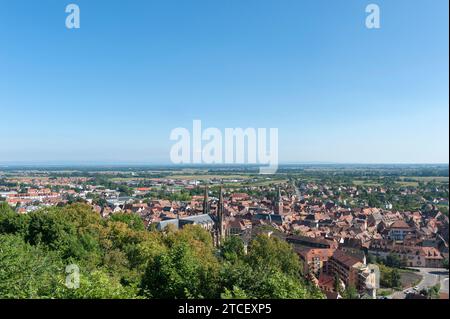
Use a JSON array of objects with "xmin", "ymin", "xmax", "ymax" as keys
[
  {"xmin": 0, "ymin": 203, "xmax": 323, "ymax": 299},
  {"xmin": 378, "ymin": 264, "xmax": 402, "ymax": 289}
]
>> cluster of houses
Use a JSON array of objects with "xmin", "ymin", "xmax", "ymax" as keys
[
  {"xmin": 0, "ymin": 176, "xmax": 89, "ymax": 212},
  {"xmin": 82, "ymin": 182, "xmax": 448, "ymax": 298},
  {"xmin": 1, "ymin": 174, "xmax": 448, "ymax": 298}
]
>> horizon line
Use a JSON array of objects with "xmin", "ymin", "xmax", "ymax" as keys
[{"xmin": 0, "ymin": 161, "xmax": 448, "ymax": 167}]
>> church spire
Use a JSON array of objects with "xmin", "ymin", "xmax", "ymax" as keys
[
  {"xmin": 218, "ymin": 186, "xmax": 223, "ymax": 219},
  {"xmin": 275, "ymin": 186, "xmax": 283, "ymax": 215},
  {"xmin": 216, "ymin": 186, "xmax": 225, "ymax": 246},
  {"xmin": 202, "ymin": 183, "xmax": 209, "ymax": 215}
]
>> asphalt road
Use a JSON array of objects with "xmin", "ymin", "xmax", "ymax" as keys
[
  {"xmin": 440, "ymin": 276, "xmax": 449, "ymax": 294},
  {"xmin": 390, "ymin": 268, "xmax": 449, "ymax": 299}
]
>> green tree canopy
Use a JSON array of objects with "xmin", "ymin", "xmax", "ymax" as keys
[
  {"xmin": 246, "ymin": 234, "xmax": 301, "ymax": 278},
  {"xmin": 0, "ymin": 234, "xmax": 62, "ymax": 298},
  {"xmin": 0, "ymin": 203, "xmax": 325, "ymax": 300},
  {"xmin": 109, "ymin": 212, "xmax": 145, "ymax": 231}
]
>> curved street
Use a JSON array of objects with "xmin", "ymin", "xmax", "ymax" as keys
[{"xmin": 390, "ymin": 268, "xmax": 449, "ymax": 299}]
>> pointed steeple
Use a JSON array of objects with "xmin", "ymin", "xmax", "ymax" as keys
[
  {"xmin": 216, "ymin": 186, "xmax": 225, "ymax": 246},
  {"xmin": 275, "ymin": 186, "xmax": 283, "ymax": 215},
  {"xmin": 218, "ymin": 186, "xmax": 224, "ymax": 221},
  {"xmin": 218, "ymin": 186, "xmax": 223, "ymax": 205},
  {"xmin": 202, "ymin": 183, "xmax": 209, "ymax": 215}
]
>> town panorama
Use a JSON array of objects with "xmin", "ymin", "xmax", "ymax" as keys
[
  {"xmin": 0, "ymin": 164, "xmax": 448, "ymax": 299},
  {"xmin": 1, "ymin": 0, "xmax": 448, "ymax": 311}
]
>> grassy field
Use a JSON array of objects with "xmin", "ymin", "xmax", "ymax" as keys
[
  {"xmin": 352, "ymin": 176, "xmax": 449, "ymax": 188},
  {"xmin": 352, "ymin": 180, "xmax": 382, "ymax": 187},
  {"xmin": 110, "ymin": 177, "xmax": 147, "ymax": 182},
  {"xmin": 396, "ymin": 181, "xmax": 420, "ymax": 187},
  {"xmin": 399, "ymin": 176, "xmax": 449, "ymax": 183},
  {"xmin": 168, "ymin": 174, "xmax": 253, "ymax": 181}
]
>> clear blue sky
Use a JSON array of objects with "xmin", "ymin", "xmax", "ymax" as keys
[{"xmin": 0, "ymin": 0, "xmax": 448, "ymax": 164}]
